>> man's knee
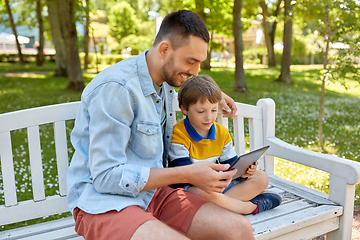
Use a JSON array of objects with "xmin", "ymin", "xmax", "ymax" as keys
[{"xmin": 219, "ymin": 210, "xmax": 254, "ymax": 240}]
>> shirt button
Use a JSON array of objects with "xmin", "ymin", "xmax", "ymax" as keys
[
  {"xmin": 169, "ymin": 113, "xmax": 172, "ymax": 116},
  {"xmin": 147, "ymin": 129, "xmax": 151, "ymax": 133},
  {"xmin": 126, "ymin": 184, "xmax": 129, "ymax": 187},
  {"xmin": 170, "ymin": 90, "xmax": 173, "ymax": 93},
  {"xmin": 156, "ymin": 100, "xmax": 160, "ymax": 103}
]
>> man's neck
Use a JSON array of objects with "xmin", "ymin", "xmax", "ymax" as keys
[{"xmin": 146, "ymin": 48, "xmax": 164, "ymax": 87}]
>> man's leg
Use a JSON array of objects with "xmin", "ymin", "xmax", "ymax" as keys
[
  {"xmin": 186, "ymin": 202, "xmax": 255, "ymax": 240},
  {"xmin": 131, "ymin": 220, "xmax": 189, "ymax": 240}
]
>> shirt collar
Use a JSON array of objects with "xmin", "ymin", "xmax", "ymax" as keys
[
  {"xmin": 137, "ymin": 50, "xmax": 156, "ymax": 97},
  {"xmin": 184, "ymin": 116, "xmax": 216, "ymax": 142}
]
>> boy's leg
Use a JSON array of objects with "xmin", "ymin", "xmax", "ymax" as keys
[
  {"xmin": 225, "ymin": 170, "xmax": 269, "ymax": 201},
  {"xmin": 188, "ymin": 186, "xmax": 257, "ymax": 214},
  {"xmin": 186, "ymin": 202, "xmax": 255, "ymax": 240}
]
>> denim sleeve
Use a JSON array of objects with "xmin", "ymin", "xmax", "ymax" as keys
[{"xmin": 85, "ymin": 81, "xmax": 150, "ymax": 197}]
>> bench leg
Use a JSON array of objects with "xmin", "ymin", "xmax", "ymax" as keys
[{"xmin": 327, "ymin": 176, "xmax": 355, "ymax": 240}]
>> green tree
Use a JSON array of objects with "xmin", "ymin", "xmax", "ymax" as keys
[
  {"xmin": 276, "ymin": 0, "xmax": 293, "ymax": 84},
  {"xmin": 298, "ymin": 0, "xmax": 360, "ymax": 151},
  {"xmin": 58, "ymin": 0, "xmax": 84, "ymax": 91},
  {"xmin": 259, "ymin": 0, "xmax": 281, "ymax": 67},
  {"xmin": 233, "ymin": 0, "xmax": 248, "ymax": 92},
  {"xmin": 3, "ymin": 0, "xmax": 25, "ymax": 65},
  {"xmin": 107, "ymin": 1, "xmax": 140, "ymax": 43},
  {"xmin": 35, "ymin": 0, "xmax": 44, "ymax": 66},
  {"xmin": 46, "ymin": 0, "xmax": 67, "ymax": 76}
]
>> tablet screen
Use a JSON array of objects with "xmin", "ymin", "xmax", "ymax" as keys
[{"xmin": 226, "ymin": 145, "xmax": 269, "ymax": 179}]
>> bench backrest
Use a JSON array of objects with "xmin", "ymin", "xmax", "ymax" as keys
[
  {"xmin": 0, "ymin": 102, "xmax": 80, "ymax": 226},
  {"xmin": 0, "ymin": 98, "xmax": 274, "ymax": 226}
]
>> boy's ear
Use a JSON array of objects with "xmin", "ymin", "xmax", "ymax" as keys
[{"xmin": 180, "ymin": 105, "xmax": 188, "ymax": 115}]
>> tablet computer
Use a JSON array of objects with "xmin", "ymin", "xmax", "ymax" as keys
[{"xmin": 226, "ymin": 145, "xmax": 270, "ymax": 179}]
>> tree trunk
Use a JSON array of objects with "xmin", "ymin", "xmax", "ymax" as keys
[
  {"xmin": 58, "ymin": 0, "xmax": 84, "ymax": 91},
  {"xmin": 318, "ymin": 3, "xmax": 331, "ymax": 152},
  {"xmin": 260, "ymin": 0, "xmax": 273, "ymax": 67},
  {"xmin": 46, "ymin": 0, "xmax": 67, "ymax": 77},
  {"xmin": 5, "ymin": 0, "xmax": 24, "ymax": 65},
  {"xmin": 84, "ymin": 0, "xmax": 90, "ymax": 69},
  {"xmin": 233, "ymin": 0, "xmax": 248, "ymax": 92},
  {"xmin": 36, "ymin": 0, "xmax": 44, "ymax": 66},
  {"xmin": 276, "ymin": 0, "xmax": 293, "ymax": 84},
  {"xmin": 195, "ymin": 2, "xmax": 211, "ymax": 70},
  {"xmin": 259, "ymin": 0, "xmax": 281, "ymax": 67}
]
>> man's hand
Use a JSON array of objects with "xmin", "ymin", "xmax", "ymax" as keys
[
  {"xmin": 220, "ymin": 92, "xmax": 237, "ymax": 119},
  {"xmin": 185, "ymin": 161, "xmax": 237, "ymax": 194}
]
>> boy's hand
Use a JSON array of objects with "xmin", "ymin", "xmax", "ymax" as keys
[
  {"xmin": 186, "ymin": 161, "xmax": 237, "ymax": 194},
  {"xmin": 242, "ymin": 161, "xmax": 258, "ymax": 178}
]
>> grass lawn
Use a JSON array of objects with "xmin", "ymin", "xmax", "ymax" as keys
[{"xmin": 0, "ymin": 61, "xmax": 359, "ymax": 230}]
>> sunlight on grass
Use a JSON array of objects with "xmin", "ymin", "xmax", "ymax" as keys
[{"xmin": 274, "ymin": 158, "xmax": 330, "ymax": 193}]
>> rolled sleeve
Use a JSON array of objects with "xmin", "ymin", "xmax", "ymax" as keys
[{"xmin": 119, "ymin": 164, "xmax": 150, "ymax": 197}]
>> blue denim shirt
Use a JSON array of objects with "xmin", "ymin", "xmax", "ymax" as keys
[{"xmin": 67, "ymin": 50, "xmax": 176, "ymax": 214}]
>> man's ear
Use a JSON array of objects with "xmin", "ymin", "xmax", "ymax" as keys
[
  {"xmin": 180, "ymin": 105, "xmax": 188, "ymax": 115},
  {"xmin": 158, "ymin": 41, "xmax": 171, "ymax": 59}
]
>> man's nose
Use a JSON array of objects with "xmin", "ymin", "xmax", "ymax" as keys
[{"xmin": 189, "ymin": 62, "xmax": 200, "ymax": 77}]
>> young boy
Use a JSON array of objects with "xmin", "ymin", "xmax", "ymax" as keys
[{"xmin": 169, "ymin": 75, "xmax": 282, "ymax": 215}]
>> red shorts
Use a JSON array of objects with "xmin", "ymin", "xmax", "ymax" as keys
[{"xmin": 73, "ymin": 186, "xmax": 207, "ymax": 240}]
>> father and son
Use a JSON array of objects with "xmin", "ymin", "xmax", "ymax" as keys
[{"xmin": 67, "ymin": 10, "xmax": 282, "ymax": 240}]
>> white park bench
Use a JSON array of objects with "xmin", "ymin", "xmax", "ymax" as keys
[{"xmin": 1, "ymin": 98, "xmax": 360, "ymax": 239}]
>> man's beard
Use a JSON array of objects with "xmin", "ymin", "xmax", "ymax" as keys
[{"xmin": 162, "ymin": 54, "xmax": 182, "ymax": 87}]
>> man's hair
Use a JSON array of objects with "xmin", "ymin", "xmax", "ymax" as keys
[
  {"xmin": 153, "ymin": 10, "xmax": 210, "ymax": 49},
  {"xmin": 178, "ymin": 75, "xmax": 222, "ymax": 111}
]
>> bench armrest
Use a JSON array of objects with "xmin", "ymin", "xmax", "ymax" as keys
[{"xmin": 266, "ymin": 137, "xmax": 360, "ymax": 185}]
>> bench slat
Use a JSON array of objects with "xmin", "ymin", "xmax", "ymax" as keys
[
  {"xmin": 269, "ymin": 175, "xmax": 335, "ymax": 205},
  {"xmin": 54, "ymin": 121, "xmax": 69, "ymax": 196},
  {"xmin": 0, "ymin": 195, "xmax": 69, "ymax": 226},
  {"xmin": 252, "ymin": 204, "xmax": 342, "ymax": 239},
  {"xmin": 235, "ymin": 102, "xmax": 262, "ymax": 120},
  {"xmin": 0, "ymin": 102, "xmax": 80, "ymax": 133},
  {"xmin": 0, "ymin": 131, "xmax": 17, "ymax": 207},
  {"xmin": 27, "ymin": 126, "xmax": 46, "ymax": 202},
  {"xmin": 233, "ymin": 115, "xmax": 245, "ymax": 155},
  {"xmin": 270, "ymin": 218, "xmax": 339, "ymax": 240},
  {"xmin": 0, "ymin": 217, "xmax": 82, "ymax": 240}
]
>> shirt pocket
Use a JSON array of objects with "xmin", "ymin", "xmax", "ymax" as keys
[{"xmin": 128, "ymin": 121, "xmax": 162, "ymax": 160}]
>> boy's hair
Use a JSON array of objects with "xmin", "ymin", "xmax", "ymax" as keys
[
  {"xmin": 178, "ymin": 75, "xmax": 222, "ymax": 111},
  {"xmin": 153, "ymin": 10, "xmax": 210, "ymax": 50}
]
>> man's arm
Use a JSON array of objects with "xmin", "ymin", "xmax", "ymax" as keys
[{"xmin": 142, "ymin": 161, "xmax": 237, "ymax": 194}]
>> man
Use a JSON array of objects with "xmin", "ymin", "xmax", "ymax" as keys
[{"xmin": 67, "ymin": 10, "xmax": 254, "ymax": 240}]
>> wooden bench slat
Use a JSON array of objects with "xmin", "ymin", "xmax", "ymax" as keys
[
  {"xmin": 0, "ymin": 196, "xmax": 68, "ymax": 226},
  {"xmin": 233, "ymin": 115, "xmax": 246, "ymax": 155},
  {"xmin": 269, "ymin": 176, "xmax": 335, "ymax": 205},
  {"xmin": 251, "ymin": 204, "xmax": 342, "ymax": 239},
  {"xmin": 0, "ymin": 102, "xmax": 80, "ymax": 133},
  {"xmin": 270, "ymin": 218, "xmax": 340, "ymax": 240},
  {"xmin": 27, "ymin": 126, "xmax": 46, "ymax": 202},
  {"xmin": 0, "ymin": 131, "xmax": 18, "ymax": 207},
  {"xmin": 235, "ymin": 102, "xmax": 262, "ymax": 120},
  {"xmin": 0, "ymin": 217, "xmax": 82, "ymax": 240},
  {"xmin": 54, "ymin": 121, "xmax": 69, "ymax": 196}
]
